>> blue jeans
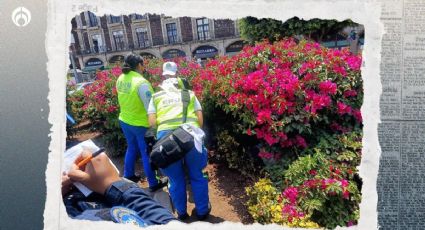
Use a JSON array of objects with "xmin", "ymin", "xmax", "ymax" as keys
[
  {"xmin": 157, "ymin": 130, "xmax": 209, "ymax": 216},
  {"xmin": 119, "ymin": 120, "xmax": 158, "ymax": 188}
]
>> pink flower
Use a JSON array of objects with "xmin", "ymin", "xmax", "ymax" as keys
[
  {"xmin": 258, "ymin": 151, "xmax": 273, "ymax": 159},
  {"xmin": 303, "ymin": 73, "xmax": 317, "ymax": 82},
  {"xmin": 340, "ymin": 179, "xmax": 349, "ymax": 188},
  {"xmin": 282, "ymin": 187, "xmax": 298, "ymax": 204},
  {"xmin": 111, "ymin": 67, "xmax": 122, "ymax": 76},
  {"xmin": 256, "ymin": 109, "xmax": 272, "ymax": 124},
  {"xmin": 316, "ymin": 94, "xmax": 331, "ymax": 107},
  {"xmin": 264, "ymin": 133, "xmax": 279, "ymax": 146},
  {"xmin": 295, "ymin": 135, "xmax": 307, "ymax": 148},
  {"xmin": 107, "ymin": 105, "xmax": 117, "ymax": 113},
  {"xmin": 321, "ymin": 180, "xmax": 327, "ymax": 189},
  {"xmin": 343, "ymin": 190, "xmax": 350, "ymax": 199},
  {"xmin": 319, "ymin": 80, "xmax": 337, "ymax": 95},
  {"xmin": 343, "ymin": 90, "xmax": 357, "ymax": 97},
  {"xmin": 304, "ymin": 179, "xmax": 318, "ymax": 188},
  {"xmin": 352, "ymin": 109, "xmax": 362, "ymax": 123},
  {"xmin": 333, "ymin": 65, "xmax": 347, "ymax": 76},
  {"xmin": 246, "ymin": 128, "xmax": 252, "ymax": 136},
  {"xmin": 345, "ymin": 56, "xmax": 362, "ymax": 71},
  {"xmin": 337, "ymin": 101, "xmax": 352, "ymax": 115}
]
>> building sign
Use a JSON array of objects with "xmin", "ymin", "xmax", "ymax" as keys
[
  {"xmin": 193, "ymin": 45, "xmax": 218, "ymax": 59},
  {"xmin": 109, "ymin": 55, "xmax": 125, "ymax": 64},
  {"xmin": 162, "ymin": 49, "xmax": 186, "ymax": 59},
  {"xmin": 85, "ymin": 58, "xmax": 103, "ymax": 67},
  {"xmin": 226, "ymin": 40, "xmax": 245, "ymax": 53}
]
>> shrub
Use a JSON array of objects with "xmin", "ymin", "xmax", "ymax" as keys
[
  {"xmin": 192, "ymin": 39, "xmax": 363, "ymax": 161},
  {"xmin": 67, "ymin": 67, "xmax": 125, "ymax": 155},
  {"xmin": 246, "ymin": 178, "xmax": 320, "ymax": 228},
  {"xmin": 248, "ymin": 131, "xmax": 362, "ymax": 229},
  {"xmin": 215, "ymin": 130, "xmax": 262, "ymax": 177},
  {"xmin": 67, "ymin": 87, "xmax": 86, "ymax": 122}
]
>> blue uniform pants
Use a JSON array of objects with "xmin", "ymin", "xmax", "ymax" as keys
[
  {"xmin": 157, "ymin": 130, "xmax": 209, "ymax": 216},
  {"xmin": 119, "ymin": 120, "xmax": 158, "ymax": 188}
]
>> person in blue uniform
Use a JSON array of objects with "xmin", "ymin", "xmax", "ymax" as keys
[
  {"xmin": 147, "ymin": 62, "xmax": 210, "ymax": 221},
  {"xmin": 62, "ymin": 150, "xmax": 177, "ymax": 226},
  {"xmin": 116, "ymin": 54, "xmax": 167, "ymax": 192}
]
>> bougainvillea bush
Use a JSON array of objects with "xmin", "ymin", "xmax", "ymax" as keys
[
  {"xmin": 247, "ymin": 131, "xmax": 362, "ymax": 229},
  {"xmin": 191, "ymin": 39, "xmax": 363, "ymax": 160},
  {"xmin": 67, "ymin": 66, "xmax": 125, "ymax": 155},
  {"xmin": 189, "ymin": 39, "xmax": 363, "ymax": 228}
]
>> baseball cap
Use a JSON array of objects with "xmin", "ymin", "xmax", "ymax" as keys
[{"xmin": 162, "ymin": 62, "xmax": 177, "ymax": 76}]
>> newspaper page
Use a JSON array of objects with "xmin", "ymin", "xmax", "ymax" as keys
[{"xmin": 377, "ymin": 0, "xmax": 425, "ymax": 229}]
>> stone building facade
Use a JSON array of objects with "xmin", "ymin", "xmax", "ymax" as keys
[{"xmin": 70, "ymin": 12, "xmax": 245, "ymax": 71}]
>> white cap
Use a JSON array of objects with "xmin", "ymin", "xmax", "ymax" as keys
[{"xmin": 162, "ymin": 62, "xmax": 177, "ymax": 76}]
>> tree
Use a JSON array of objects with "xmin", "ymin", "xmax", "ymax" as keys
[{"xmin": 239, "ymin": 17, "xmax": 358, "ymax": 44}]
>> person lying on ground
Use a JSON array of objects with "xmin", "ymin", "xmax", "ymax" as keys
[{"xmin": 62, "ymin": 150, "xmax": 177, "ymax": 226}]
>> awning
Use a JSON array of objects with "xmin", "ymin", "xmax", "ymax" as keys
[
  {"xmin": 194, "ymin": 51, "xmax": 218, "ymax": 59},
  {"xmin": 82, "ymin": 65, "xmax": 104, "ymax": 73}
]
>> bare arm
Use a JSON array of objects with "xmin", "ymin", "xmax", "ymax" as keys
[
  {"xmin": 61, "ymin": 173, "xmax": 73, "ymax": 196},
  {"xmin": 196, "ymin": 110, "xmax": 203, "ymax": 128},
  {"xmin": 148, "ymin": 114, "xmax": 157, "ymax": 128},
  {"xmin": 193, "ymin": 96, "xmax": 203, "ymax": 128}
]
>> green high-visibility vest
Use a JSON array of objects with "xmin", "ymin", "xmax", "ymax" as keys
[
  {"xmin": 116, "ymin": 71, "xmax": 153, "ymax": 127},
  {"xmin": 153, "ymin": 89, "xmax": 200, "ymax": 132}
]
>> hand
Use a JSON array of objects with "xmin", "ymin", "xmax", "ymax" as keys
[
  {"xmin": 67, "ymin": 150, "xmax": 120, "ymax": 195},
  {"xmin": 61, "ymin": 172, "xmax": 73, "ymax": 196}
]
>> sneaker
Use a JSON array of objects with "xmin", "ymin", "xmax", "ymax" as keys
[
  {"xmin": 177, "ymin": 212, "xmax": 189, "ymax": 221},
  {"xmin": 149, "ymin": 177, "xmax": 169, "ymax": 192},
  {"xmin": 195, "ymin": 202, "xmax": 212, "ymax": 221},
  {"xmin": 124, "ymin": 175, "xmax": 141, "ymax": 183}
]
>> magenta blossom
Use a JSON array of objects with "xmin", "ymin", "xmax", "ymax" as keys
[
  {"xmin": 282, "ymin": 186, "xmax": 299, "ymax": 204},
  {"xmin": 337, "ymin": 101, "xmax": 352, "ymax": 115},
  {"xmin": 319, "ymin": 80, "xmax": 337, "ymax": 95}
]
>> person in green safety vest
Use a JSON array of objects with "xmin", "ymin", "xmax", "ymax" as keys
[
  {"xmin": 116, "ymin": 54, "xmax": 167, "ymax": 192},
  {"xmin": 147, "ymin": 62, "xmax": 210, "ymax": 221}
]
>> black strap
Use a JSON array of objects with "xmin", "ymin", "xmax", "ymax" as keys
[
  {"xmin": 181, "ymin": 89, "xmax": 190, "ymax": 123},
  {"xmin": 181, "ymin": 78, "xmax": 190, "ymax": 90}
]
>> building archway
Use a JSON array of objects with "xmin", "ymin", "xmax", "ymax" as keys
[
  {"xmin": 162, "ymin": 49, "xmax": 186, "ymax": 59},
  {"xmin": 140, "ymin": 52, "xmax": 157, "ymax": 59},
  {"xmin": 82, "ymin": 57, "xmax": 105, "ymax": 73},
  {"xmin": 109, "ymin": 55, "xmax": 125, "ymax": 65},
  {"xmin": 192, "ymin": 45, "xmax": 218, "ymax": 60},
  {"xmin": 225, "ymin": 40, "xmax": 246, "ymax": 56}
]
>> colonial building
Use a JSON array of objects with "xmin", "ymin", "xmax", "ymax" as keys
[{"xmin": 70, "ymin": 12, "xmax": 245, "ymax": 72}]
